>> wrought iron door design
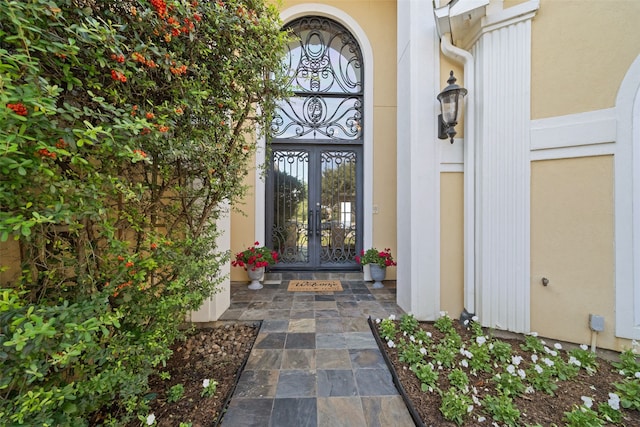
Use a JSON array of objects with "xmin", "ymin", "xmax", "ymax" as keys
[
  {"xmin": 267, "ymin": 16, "xmax": 364, "ymax": 270},
  {"xmin": 267, "ymin": 147, "xmax": 361, "ymax": 269}
]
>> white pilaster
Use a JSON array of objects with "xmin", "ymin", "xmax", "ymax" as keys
[
  {"xmin": 615, "ymin": 54, "xmax": 640, "ymax": 339},
  {"xmin": 190, "ymin": 204, "xmax": 231, "ymax": 322},
  {"xmin": 472, "ymin": 10, "xmax": 536, "ymax": 333},
  {"xmin": 397, "ymin": 1, "xmax": 441, "ymax": 319}
]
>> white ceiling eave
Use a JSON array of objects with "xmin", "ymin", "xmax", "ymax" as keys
[{"xmin": 433, "ymin": 0, "xmax": 489, "ymax": 48}]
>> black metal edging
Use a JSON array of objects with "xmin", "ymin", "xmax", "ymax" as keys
[
  {"xmin": 212, "ymin": 320, "xmax": 263, "ymax": 427},
  {"xmin": 367, "ymin": 316, "xmax": 425, "ymax": 427}
]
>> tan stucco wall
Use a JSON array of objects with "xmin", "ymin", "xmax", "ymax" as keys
[
  {"xmin": 372, "ymin": 107, "xmax": 397, "ymax": 280},
  {"xmin": 231, "ymin": 0, "xmax": 398, "ymax": 280},
  {"xmin": 230, "ymin": 165, "xmax": 258, "ymax": 281},
  {"xmin": 0, "ymin": 240, "xmax": 21, "ymax": 286},
  {"xmin": 369, "ymin": 0, "xmax": 398, "ymax": 279},
  {"xmin": 531, "ymin": 0, "xmax": 640, "ymax": 119},
  {"xmin": 530, "ymin": 156, "xmax": 628, "ymax": 350},
  {"xmin": 440, "ymin": 173, "xmax": 464, "ymax": 316}
]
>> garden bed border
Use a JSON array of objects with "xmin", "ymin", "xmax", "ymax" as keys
[
  {"xmin": 212, "ymin": 320, "xmax": 263, "ymax": 427},
  {"xmin": 367, "ymin": 316, "xmax": 425, "ymax": 427}
]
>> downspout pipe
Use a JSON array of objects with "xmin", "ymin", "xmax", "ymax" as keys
[{"xmin": 439, "ymin": 33, "xmax": 476, "ymax": 318}]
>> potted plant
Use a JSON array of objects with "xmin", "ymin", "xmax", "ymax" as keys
[
  {"xmin": 232, "ymin": 241, "xmax": 278, "ymax": 290},
  {"xmin": 356, "ymin": 247, "xmax": 397, "ymax": 288}
]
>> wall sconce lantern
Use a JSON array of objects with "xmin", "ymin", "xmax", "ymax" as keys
[{"xmin": 437, "ymin": 70, "xmax": 467, "ymax": 143}]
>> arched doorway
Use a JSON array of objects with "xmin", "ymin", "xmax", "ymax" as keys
[{"xmin": 266, "ymin": 16, "xmax": 364, "ymax": 270}]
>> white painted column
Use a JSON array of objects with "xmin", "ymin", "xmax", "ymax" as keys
[
  {"xmin": 396, "ymin": 1, "xmax": 441, "ymax": 320},
  {"xmin": 472, "ymin": 7, "xmax": 537, "ymax": 333},
  {"xmin": 190, "ymin": 204, "xmax": 231, "ymax": 322}
]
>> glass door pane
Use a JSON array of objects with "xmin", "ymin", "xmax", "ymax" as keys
[
  {"xmin": 270, "ymin": 150, "xmax": 309, "ymax": 266},
  {"xmin": 268, "ymin": 147, "xmax": 361, "ymax": 270},
  {"xmin": 320, "ymin": 150, "xmax": 358, "ymax": 266}
]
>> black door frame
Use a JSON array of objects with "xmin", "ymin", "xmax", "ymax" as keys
[{"xmin": 266, "ymin": 143, "xmax": 363, "ymax": 270}]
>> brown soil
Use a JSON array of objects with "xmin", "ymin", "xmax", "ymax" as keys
[
  {"xmin": 133, "ymin": 319, "xmax": 639, "ymax": 427},
  {"xmin": 135, "ymin": 322, "xmax": 260, "ymax": 427},
  {"xmin": 372, "ymin": 319, "xmax": 640, "ymax": 427}
]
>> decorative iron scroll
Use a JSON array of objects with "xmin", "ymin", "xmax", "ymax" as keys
[
  {"xmin": 271, "ymin": 150, "xmax": 310, "ymax": 264},
  {"xmin": 319, "ymin": 150, "xmax": 357, "ymax": 264},
  {"xmin": 271, "ymin": 17, "xmax": 364, "ymax": 141}
]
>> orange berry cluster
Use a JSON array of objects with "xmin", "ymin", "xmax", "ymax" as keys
[
  {"xmin": 112, "ymin": 281, "xmax": 132, "ymax": 297},
  {"xmin": 170, "ymin": 64, "xmax": 187, "ymax": 75},
  {"xmin": 55, "ymin": 139, "xmax": 67, "ymax": 149},
  {"xmin": 182, "ymin": 17, "xmax": 195, "ymax": 33},
  {"xmin": 165, "ymin": 17, "xmax": 195, "ymax": 38},
  {"xmin": 132, "ymin": 52, "xmax": 157, "ymax": 68},
  {"xmin": 135, "ymin": 107, "xmax": 171, "ymax": 134},
  {"xmin": 150, "ymin": 0, "xmax": 167, "ymax": 19},
  {"xmin": 110, "ymin": 53, "xmax": 125, "ymax": 63},
  {"xmin": 36, "ymin": 148, "xmax": 56, "ymax": 159},
  {"xmin": 133, "ymin": 149, "xmax": 147, "ymax": 158},
  {"xmin": 7, "ymin": 103, "xmax": 28, "ymax": 116},
  {"xmin": 110, "ymin": 69, "xmax": 127, "ymax": 82},
  {"xmin": 149, "ymin": 0, "xmax": 200, "ymax": 42}
]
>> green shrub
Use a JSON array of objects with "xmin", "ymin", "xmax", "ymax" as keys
[
  {"xmin": 378, "ymin": 317, "xmax": 398, "ymax": 341},
  {"xmin": 0, "ymin": 0, "xmax": 289, "ymax": 424},
  {"xmin": 482, "ymin": 394, "xmax": 521, "ymax": 427},
  {"xmin": 399, "ymin": 313, "xmax": 419, "ymax": 334},
  {"xmin": 439, "ymin": 388, "xmax": 472, "ymax": 426},
  {"xmin": 167, "ymin": 384, "xmax": 185, "ymax": 403},
  {"xmin": 614, "ymin": 378, "xmax": 640, "ymax": 411},
  {"xmin": 412, "ymin": 362, "xmax": 439, "ymax": 393},
  {"xmin": 563, "ymin": 405, "xmax": 604, "ymax": 427}
]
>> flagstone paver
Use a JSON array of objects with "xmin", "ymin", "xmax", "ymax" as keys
[{"xmin": 219, "ymin": 280, "xmax": 415, "ymax": 427}]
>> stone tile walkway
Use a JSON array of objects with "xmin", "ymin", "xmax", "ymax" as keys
[{"xmin": 219, "ymin": 279, "xmax": 416, "ymax": 427}]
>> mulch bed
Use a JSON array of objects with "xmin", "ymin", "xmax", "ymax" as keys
[
  {"xmin": 369, "ymin": 317, "xmax": 640, "ymax": 426},
  {"xmin": 135, "ymin": 322, "xmax": 260, "ymax": 427}
]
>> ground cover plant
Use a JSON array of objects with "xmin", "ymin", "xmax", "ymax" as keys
[
  {"xmin": 374, "ymin": 313, "xmax": 640, "ymax": 426},
  {"xmin": 0, "ymin": 0, "xmax": 289, "ymax": 424},
  {"xmin": 125, "ymin": 324, "xmax": 259, "ymax": 427}
]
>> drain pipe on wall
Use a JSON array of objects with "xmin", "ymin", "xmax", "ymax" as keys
[{"xmin": 439, "ymin": 33, "xmax": 476, "ymax": 322}]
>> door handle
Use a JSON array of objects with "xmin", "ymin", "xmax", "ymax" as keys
[
  {"xmin": 315, "ymin": 209, "xmax": 321, "ymax": 236},
  {"xmin": 308, "ymin": 210, "xmax": 314, "ymax": 236}
]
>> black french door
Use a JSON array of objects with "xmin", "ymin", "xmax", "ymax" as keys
[{"xmin": 266, "ymin": 145, "xmax": 362, "ymax": 270}]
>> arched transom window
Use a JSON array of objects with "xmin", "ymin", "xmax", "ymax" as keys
[{"xmin": 271, "ymin": 16, "xmax": 363, "ymax": 141}]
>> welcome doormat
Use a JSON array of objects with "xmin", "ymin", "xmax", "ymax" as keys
[{"xmin": 287, "ymin": 280, "xmax": 343, "ymax": 292}]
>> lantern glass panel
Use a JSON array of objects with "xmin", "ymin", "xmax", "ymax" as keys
[{"xmin": 440, "ymin": 91, "xmax": 459, "ymax": 124}]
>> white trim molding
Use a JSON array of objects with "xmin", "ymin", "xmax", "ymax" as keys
[
  {"xmin": 615, "ymin": 54, "xmax": 640, "ymax": 339},
  {"xmin": 396, "ymin": 0, "xmax": 441, "ymax": 319},
  {"xmin": 530, "ymin": 109, "xmax": 616, "ymax": 160},
  {"xmin": 440, "ymin": 138, "xmax": 464, "ymax": 172},
  {"xmin": 254, "ymin": 133, "xmax": 266, "ymax": 245}
]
